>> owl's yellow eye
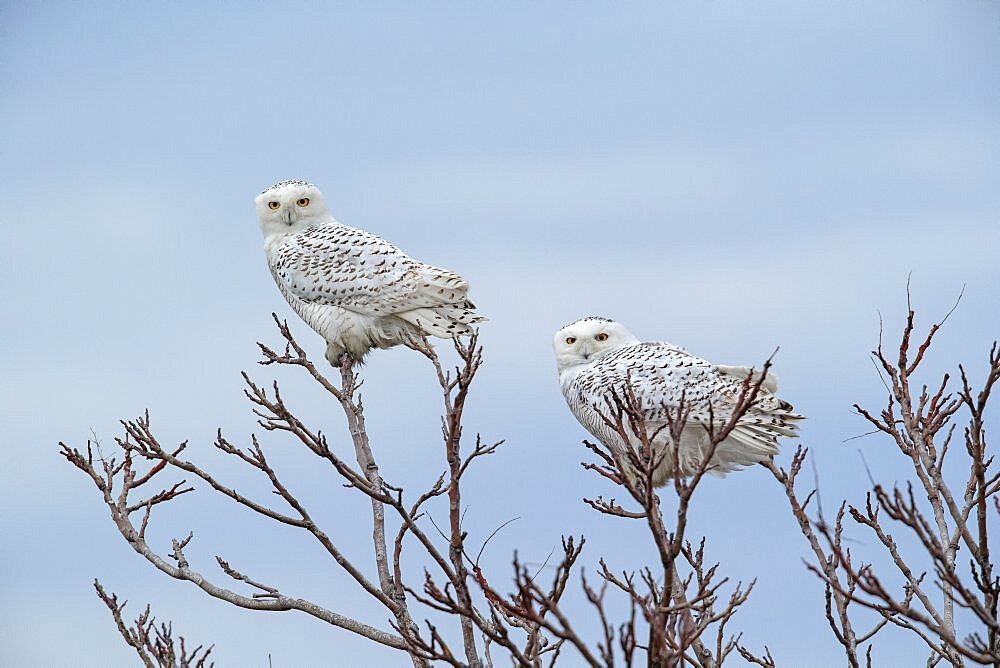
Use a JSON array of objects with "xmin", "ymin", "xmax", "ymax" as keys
[
  {"xmin": 565, "ymin": 336, "xmax": 577, "ymax": 344},
  {"xmin": 296, "ymin": 197, "xmax": 310, "ymax": 207},
  {"xmin": 595, "ymin": 333, "xmax": 609, "ymax": 342},
  {"xmin": 268, "ymin": 201, "xmax": 280, "ymax": 210}
]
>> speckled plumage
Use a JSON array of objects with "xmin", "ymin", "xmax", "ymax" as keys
[
  {"xmin": 256, "ymin": 181, "xmax": 483, "ymax": 364},
  {"xmin": 554, "ymin": 317, "xmax": 803, "ymax": 484}
]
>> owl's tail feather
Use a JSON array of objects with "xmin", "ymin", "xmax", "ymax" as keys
[
  {"xmin": 397, "ymin": 307, "xmax": 485, "ymax": 339},
  {"xmin": 722, "ymin": 427, "xmax": 781, "ymax": 457},
  {"xmin": 703, "ymin": 408, "xmax": 802, "ymax": 470}
]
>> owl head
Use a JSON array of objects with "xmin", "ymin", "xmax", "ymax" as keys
[
  {"xmin": 553, "ymin": 317, "xmax": 640, "ymax": 371},
  {"xmin": 255, "ymin": 180, "xmax": 331, "ymax": 239}
]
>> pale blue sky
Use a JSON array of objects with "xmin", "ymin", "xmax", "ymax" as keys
[{"xmin": 2, "ymin": 2, "xmax": 999, "ymax": 665}]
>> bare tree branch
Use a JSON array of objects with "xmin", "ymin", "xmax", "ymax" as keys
[
  {"xmin": 94, "ymin": 580, "xmax": 214, "ymax": 668},
  {"xmin": 773, "ymin": 300, "xmax": 999, "ymax": 666}
]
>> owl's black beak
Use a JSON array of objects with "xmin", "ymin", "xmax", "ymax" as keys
[{"xmin": 283, "ymin": 209, "xmax": 294, "ymax": 225}]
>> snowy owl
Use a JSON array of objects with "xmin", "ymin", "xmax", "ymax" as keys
[
  {"xmin": 256, "ymin": 180, "xmax": 484, "ymax": 364},
  {"xmin": 554, "ymin": 317, "xmax": 803, "ymax": 484}
]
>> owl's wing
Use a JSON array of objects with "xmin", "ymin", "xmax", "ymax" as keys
[
  {"xmin": 269, "ymin": 223, "xmax": 475, "ymax": 317},
  {"xmin": 579, "ymin": 342, "xmax": 802, "ymax": 441},
  {"xmin": 579, "ymin": 343, "xmax": 728, "ymax": 426},
  {"xmin": 570, "ymin": 343, "xmax": 802, "ymax": 480},
  {"xmin": 713, "ymin": 365, "xmax": 778, "ymax": 394}
]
